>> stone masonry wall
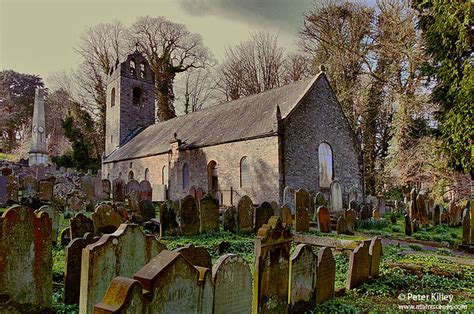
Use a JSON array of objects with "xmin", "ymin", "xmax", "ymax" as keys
[{"xmin": 282, "ymin": 75, "xmax": 362, "ymax": 203}]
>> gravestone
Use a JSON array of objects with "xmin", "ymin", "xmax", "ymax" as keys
[
  {"xmin": 64, "ymin": 232, "xmax": 99, "ymax": 305},
  {"xmin": 188, "ymin": 186, "xmax": 196, "ymax": 197},
  {"xmin": 81, "ymin": 174, "xmax": 95, "ymax": 201},
  {"xmin": 79, "ymin": 224, "xmax": 166, "ymax": 314},
  {"xmin": 416, "ymin": 194, "xmax": 428, "ymax": 225},
  {"xmin": 317, "ymin": 206, "xmax": 331, "ymax": 233},
  {"xmin": 0, "ymin": 175, "xmax": 6, "ymax": 205},
  {"xmin": 349, "ymin": 200, "xmax": 358, "ymax": 211},
  {"xmin": 271, "ymin": 201, "xmax": 281, "ymax": 217},
  {"xmin": 139, "ymin": 199, "xmax": 156, "ymax": 222},
  {"xmin": 237, "ymin": 195, "xmax": 254, "ymax": 232},
  {"xmin": 253, "ymin": 217, "xmax": 291, "ymax": 314},
  {"xmin": 38, "ymin": 180, "xmax": 53, "ymax": 201},
  {"xmin": 0, "ymin": 206, "xmax": 52, "ymax": 309},
  {"xmin": 295, "ymin": 188, "xmax": 310, "ymax": 232},
  {"xmin": 195, "ymin": 187, "xmax": 204, "ymax": 201},
  {"xmin": 289, "ymin": 244, "xmax": 317, "ymax": 312},
  {"xmin": 281, "ymin": 204, "xmax": 293, "ymax": 228},
  {"xmin": 159, "ymin": 200, "xmax": 179, "ymax": 236},
  {"xmin": 348, "ymin": 187, "xmax": 358, "ymax": 203},
  {"xmin": 213, "ymin": 254, "xmax": 252, "ymax": 314},
  {"xmin": 369, "ymin": 237, "xmax": 382, "ymax": 278},
  {"xmin": 329, "ymin": 181, "xmax": 343, "ymax": 211},
  {"xmin": 409, "ymin": 189, "xmax": 418, "ymax": 219},
  {"xmin": 344, "ymin": 209, "xmax": 356, "ymax": 234},
  {"xmin": 61, "ymin": 227, "xmax": 71, "ymax": 246},
  {"xmin": 93, "ymin": 277, "xmax": 145, "ymax": 313},
  {"xmin": 315, "ymin": 247, "xmax": 335, "ymax": 304},
  {"xmin": 101, "ymin": 179, "xmax": 111, "ymax": 200},
  {"xmin": 372, "ymin": 209, "xmax": 381, "ymax": 220},
  {"xmin": 405, "ymin": 214, "xmax": 412, "ymax": 236},
  {"xmin": 283, "ymin": 186, "xmax": 295, "ymax": 214},
  {"xmin": 114, "ymin": 203, "xmax": 129, "ymax": 222},
  {"xmin": 433, "ymin": 204, "xmax": 441, "ymax": 226},
  {"xmin": 6, "ymin": 175, "xmax": 19, "ymax": 203},
  {"xmin": 360, "ymin": 205, "xmax": 370, "ymax": 220},
  {"xmin": 93, "ymin": 175, "xmax": 103, "ymax": 201},
  {"xmin": 347, "ymin": 241, "xmax": 370, "ymax": 290},
  {"xmin": 179, "ymin": 195, "xmax": 200, "ymax": 235},
  {"xmin": 461, "ymin": 208, "xmax": 471, "ymax": 245},
  {"xmin": 336, "ymin": 216, "xmax": 347, "ymax": 235},
  {"xmin": 413, "ymin": 219, "xmax": 419, "ymax": 233},
  {"xmin": 314, "ymin": 192, "xmax": 325, "ymax": 208},
  {"xmin": 138, "ymin": 180, "xmax": 152, "ymax": 201},
  {"xmin": 70, "ymin": 212, "xmax": 94, "ymax": 240},
  {"xmin": 91, "ymin": 204, "xmax": 123, "ymax": 234},
  {"xmin": 22, "ymin": 175, "xmax": 38, "ymax": 196},
  {"xmin": 199, "ymin": 194, "xmax": 220, "ymax": 232},
  {"xmin": 126, "ymin": 179, "xmax": 140, "ymax": 196},
  {"xmin": 223, "ymin": 206, "xmax": 238, "ymax": 232},
  {"xmin": 254, "ymin": 201, "xmax": 274, "ymax": 232},
  {"xmin": 112, "ymin": 178, "xmax": 126, "ymax": 202},
  {"xmin": 175, "ymin": 243, "xmax": 212, "ymax": 268},
  {"xmin": 378, "ymin": 195, "xmax": 386, "ymax": 215},
  {"xmin": 127, "ymin": 190, "xmax": 140, "ymax": 213},
  {"xmin": 37, "ymin": 205, "xmax": 60, "ymax": 242}
]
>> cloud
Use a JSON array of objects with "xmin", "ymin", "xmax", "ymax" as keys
[{"xmin": 178, "ymin": 0, "xmax": 313, "ymax": 32}]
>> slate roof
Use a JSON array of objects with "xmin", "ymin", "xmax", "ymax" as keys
[{"xmin": 104, "ymin": 73, "xmax": 323, "ymax": 163}]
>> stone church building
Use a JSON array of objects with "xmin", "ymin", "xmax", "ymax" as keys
[{"xmin": 102, "ymin": 51, "xmax": 362, "ymax": 205}]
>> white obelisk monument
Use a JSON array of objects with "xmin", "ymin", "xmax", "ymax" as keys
[{"xmin": 29, "ymin": 88, "xmax": 48, "ymax": 165}]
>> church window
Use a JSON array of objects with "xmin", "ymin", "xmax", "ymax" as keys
[
  {"xmin": 130, "ymin": 59, "xmax": 136, "ymax": 76},
  {"xmin": 318, "ymin": 142, "xmax": 333, "ymax": 188},
  {"xmin": 144, "ymin": 168, "xmax": 150, "ymax": 181},
  {"xmin": 128, "ymin": 170, "xmax": 134, "ymax": 181},
  {"xmin": 182, "ymin": 163, "xmax": 189, "ymax": 190},
  {"xmin": 162, "ymin": 165, "xmax": 168, "ymax": 185},
  {"xmin": 140, "ymin": 62, "xmax": 146, "ymax": 79},
  {"xmin": 132, "ymin": 87, "xmax": 143, "ymax": 106},
  {"xmin": 111, "ymin": 88, "xmax": 116, "ymax": 107},
  {"xmin": 240, "ymin": 156, "xmax": 250, "ymax": 188}
]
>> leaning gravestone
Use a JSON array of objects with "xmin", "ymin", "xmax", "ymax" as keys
[
  {"xmin": 289, "ymin": 244, "xmax": 317, "ymax": 312},
  {"xmin": 179, "ymin": 195, "xmax": 200, "ymax": 235},
  {"xmin": 199, "ymin": 194, "xmax": 220, "ymax": 232},
  {"xmin": 139, "ymin": 199, "xmax": 156, "ymax": 222},
  {"xmin": 315, "ymin": 247, "xmax": 335, "ymax": 304},
  {"xmin": 295, "ymin": 188, "xmax": 310, "ymax": 232},
  {"xmin": 175, "ymin": 243, "xmax": 212, "ymax": 268},
  {"xmin": 213, "ymin": 254, "xmax": 252, "ymax": 314},
  {"xmin": 283, "ymin": 186, "xmax": 296, "ymax": 214},
  {"xmin": 112, "ymin": 177, "xmax": 126, "ymax": 202},
  {"xmin": 330, "ymin": 181, "xmax": 343, "ymax": 211},
  {"xmin": 254, "ymin": 201, "xmax": 274, "ymax": 232},
  {"xmin": 347, "ymin": 241, "xmax": 370, "ymax": 290},
  {"xmin": 281, "ymin": 204, "xmax": 293, "ymax": 228},
  {"xmin": 70, "ymin": 212, "xmax": 94, "ymax": 240},
  {"xmin": 223, "ymin": 206, "xmax": 238, "ymax": 232},
  {"xmin": 79, "ymin": 224, "xmax": 166, "ymax": 314},
  {"xmin": 91, "ymin": 204, "xmax": 123, "ymax": 234},
  {"xmin": 159, "ymin": 200, "xmax": 179, "ymax": 236},
  {"xmin": 317, "ymin": 206, "xmax": 331, "ymax": 233},
  {"xmin": 138, "ymin": 180, "xmax": 152, "ymax": 201},
  {"xmin": 369, "ymin": 237, "xmax": 382, "ymax": 278},
  {"xmin": 64, "ymin": 232, "xmax": 99, "ymax": 305},
  {"xmin": 344, "ymin": 209, "xmax": 356, "ymax": 234},
  {"xmin": 0, "ymin": 205, "xmax": 52, "ymax": 310},
  {"xmin": 237, "ymin": 195, "xmax": 254, "ymax": 232},
  {"xmin": 253, "ymin": 216, "xmax": 291, "ymax": 313}
]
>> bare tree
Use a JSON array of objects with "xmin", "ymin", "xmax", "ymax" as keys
[
  {"xmin": 175, "ymin": 67, "xmax": 218, "ymax": 115},
  {"xmin": 282, "ymin": 53, "xmax": 312, "ymax": 84},
  {"xmin": 129, "ymin": 16, "xmax": 213, "ymax": 121}
]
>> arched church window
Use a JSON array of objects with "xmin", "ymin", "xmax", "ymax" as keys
[
  {"xmin": 132, "ymin": 87, "xmax": 143, "ymax": 106},
  {"xmin": 161, "ymin": 165, "xmax": 168, "ymax": 185},
  {"xmin": 140, "ymin": 62, "xmax": 146, "ymax": 79},
  {"xmin": 144, "ymin": 168, "xmax": 150, "ymax": 181},
  {"xmin": 128, "ymin": 170, "xmax": 134, "ymax": 181},
  {"xmin": 130, "ymin": 59, "xmax": 136, "ymax": 76},
  {"xmin": 111, "ymin": 87, "xmax": 115, "ymax": 107},
  {"xmin": 318, "ymin": 142, "xmax": 333, "ymax": 188},
  {"xmin": 182, "ymin": 163, "xmax": 189, "ymax": 190},
  {"xmin": 240, "ymin": 156, "xmax": 250, "ymax": 188}
]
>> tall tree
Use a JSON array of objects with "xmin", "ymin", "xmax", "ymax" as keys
[{"xmin": 412, "ymin": 0, "xmax": 473, "ymax": 176}]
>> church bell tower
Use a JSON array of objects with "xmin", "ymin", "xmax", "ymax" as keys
[{"xmin": 105, "ymin": 50, "xmax": 156, "ymax": 156}]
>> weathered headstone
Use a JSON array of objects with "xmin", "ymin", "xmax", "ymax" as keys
[
  {"xmin": 283, "ymin": 186, "xmax": 295, "ymax": 214},
  {"xmin": 81, "ymin": 174, "xmax": 95, "ymax": 201},
  {"xmin": 372, "ymin": 209, "xmax": 381, "ymax": 220},
  {"xmin": 175, "ymin": 243, "xmax": 212, "ymax": 268},
  {"xmin": 0, "ymin": 175, "xmax": 6, "ymax": 205},
  {"xmin": 101, "ymin": 179, "xmax": 111, "ymax": 200},
  {"xmin": 237, "ymin": 195, "xmax": 254, "ymax": 232},
  {"xmin": 159, "ymin": 200, "xmax": 179, "ymax": 236},
  {"xmin": 348, "ymin": 187, "xmax": 358, "ymax": 203},
  {"xmin": 336, "ymin": 216, "xmax": 347, "ymax": 235},
  {"xmin": 433, "ymin": 204, "xmax": 441, "ymax": 226},
  {"xmin": 6, "ymin": 175, "xmax": 19, "ymax": 203},
  {"xmin": 199, "ymin": 194, "xmax": 220, "ymax": 232},
  {"xmin": 378, "ymin": 195, "xmax": 386, "ymax": 215},
  {"xmin": 289, "ymin": 244, "xmax": 317, "ymax": 312},
  {"xmin": 79, "ymin": 224, "xmax": 166, "ymax": 314},
  {"xmin": 360, "ymin": 205, "xmax": 370, "ymax": 220},
  {"xmin": 314, "ymin": 192, "xmax": 325, "ymax": 208},
  {"xmin": 349, "ymin": 200, "xmax": 358, "ymax": 211},
  {"xmin": 212, "ymin": 254, "xmax": 252, "ymax": 314},
  {"xmin": 253, "ymin": 217, "xmax": 291, "ymax": 313},
  {"xmin": 295, "ymin": 188, "xmax": 310, "ymax": 232},
  {"xmin": 409, "ymin": 188, "xmax": 418, "ymax": 219},
  {"xmin": 271, "ymin": 201, "xmax": 281, "ymax": 217},
  {"xmin": 369, "ymin": 237, "xmax": 382, "ymax": 278},
  {"xmin": 70, "ymin": 212, "xmax": 94, "ymax": 240},
  {"xmin": 179, "ymin": 195, "xmax": 200, "ymax": 235},
  {"xmin": 91, "ymin": 204, "xmax": 123, "ymax": 234},
  {"xmin": 347, "ymin": 241, "xmax": 370, "ymax": 290},
  {"xmin": 344, "ymin": 209, "xmax": 356, "ymax": 234},
  {"xmin": 281, "ymin": 204, "xmax": 293, "ymax": 228},
  {"xmin": 138, "ymin": 180, "xmax": 152, "ymax": 201},
  {"xmin": 416, "ymin": 194, "xmax": 428, "ymax": 225},
  {"xmin": 315, "ymin": 247, "xmax": 335, "ymax": 304},
  {"xmin": 223, "ymin": 206, "xmax": 238, "ymax": 232},
  {"xmin": 329, "ymin": 180, "xmax": 343, "ymax": 211},
  {"xmin": 64, "ymin": 232, "xmax": 99, "ymax": 305},
  {"xmin": 127, "ymin": 190, "xmax": 140, "ymax": 213},
  {"xmin": 37, "ymin": 205, "xmax": 60, "ymax": 242},
  {"xmin": 254, "ymin": 201, "xmax": 274, "ymax": 232},
  {"xmin": 138, "ymin": 199, "xmax": 156, "ymax": 222},
  {"xmin": 112, "ymin": 177, "xmax": 126, "ymax": 202},
  {"xmin": 61, "ymin": 227, "xmax": 71, "ymax": 246},
  {"xmin": 405, "ymin": 214, "xmax": 412, "ymax": 236},
  {"xmin": 0, "ymin": 206, "xmax": 52, "ymax": 309},
  {"xmin": 317, "ymin": 206, "xmax": 331, "ymax": 233},
  {"xmin": 38, "ymin": 180, "xmax": 53, "ymax": 201},
  {"xmin": 93, "ymin": 276, "xmax": 145, "ymax": 313},
  {"xmin": 461, "ymin": 208, "xmax": 471, "ymax": 245}
]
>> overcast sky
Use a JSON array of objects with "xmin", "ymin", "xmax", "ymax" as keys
[{"xmin": 0, "ymin": 0, "xmax": 375, "ymax": 84}]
